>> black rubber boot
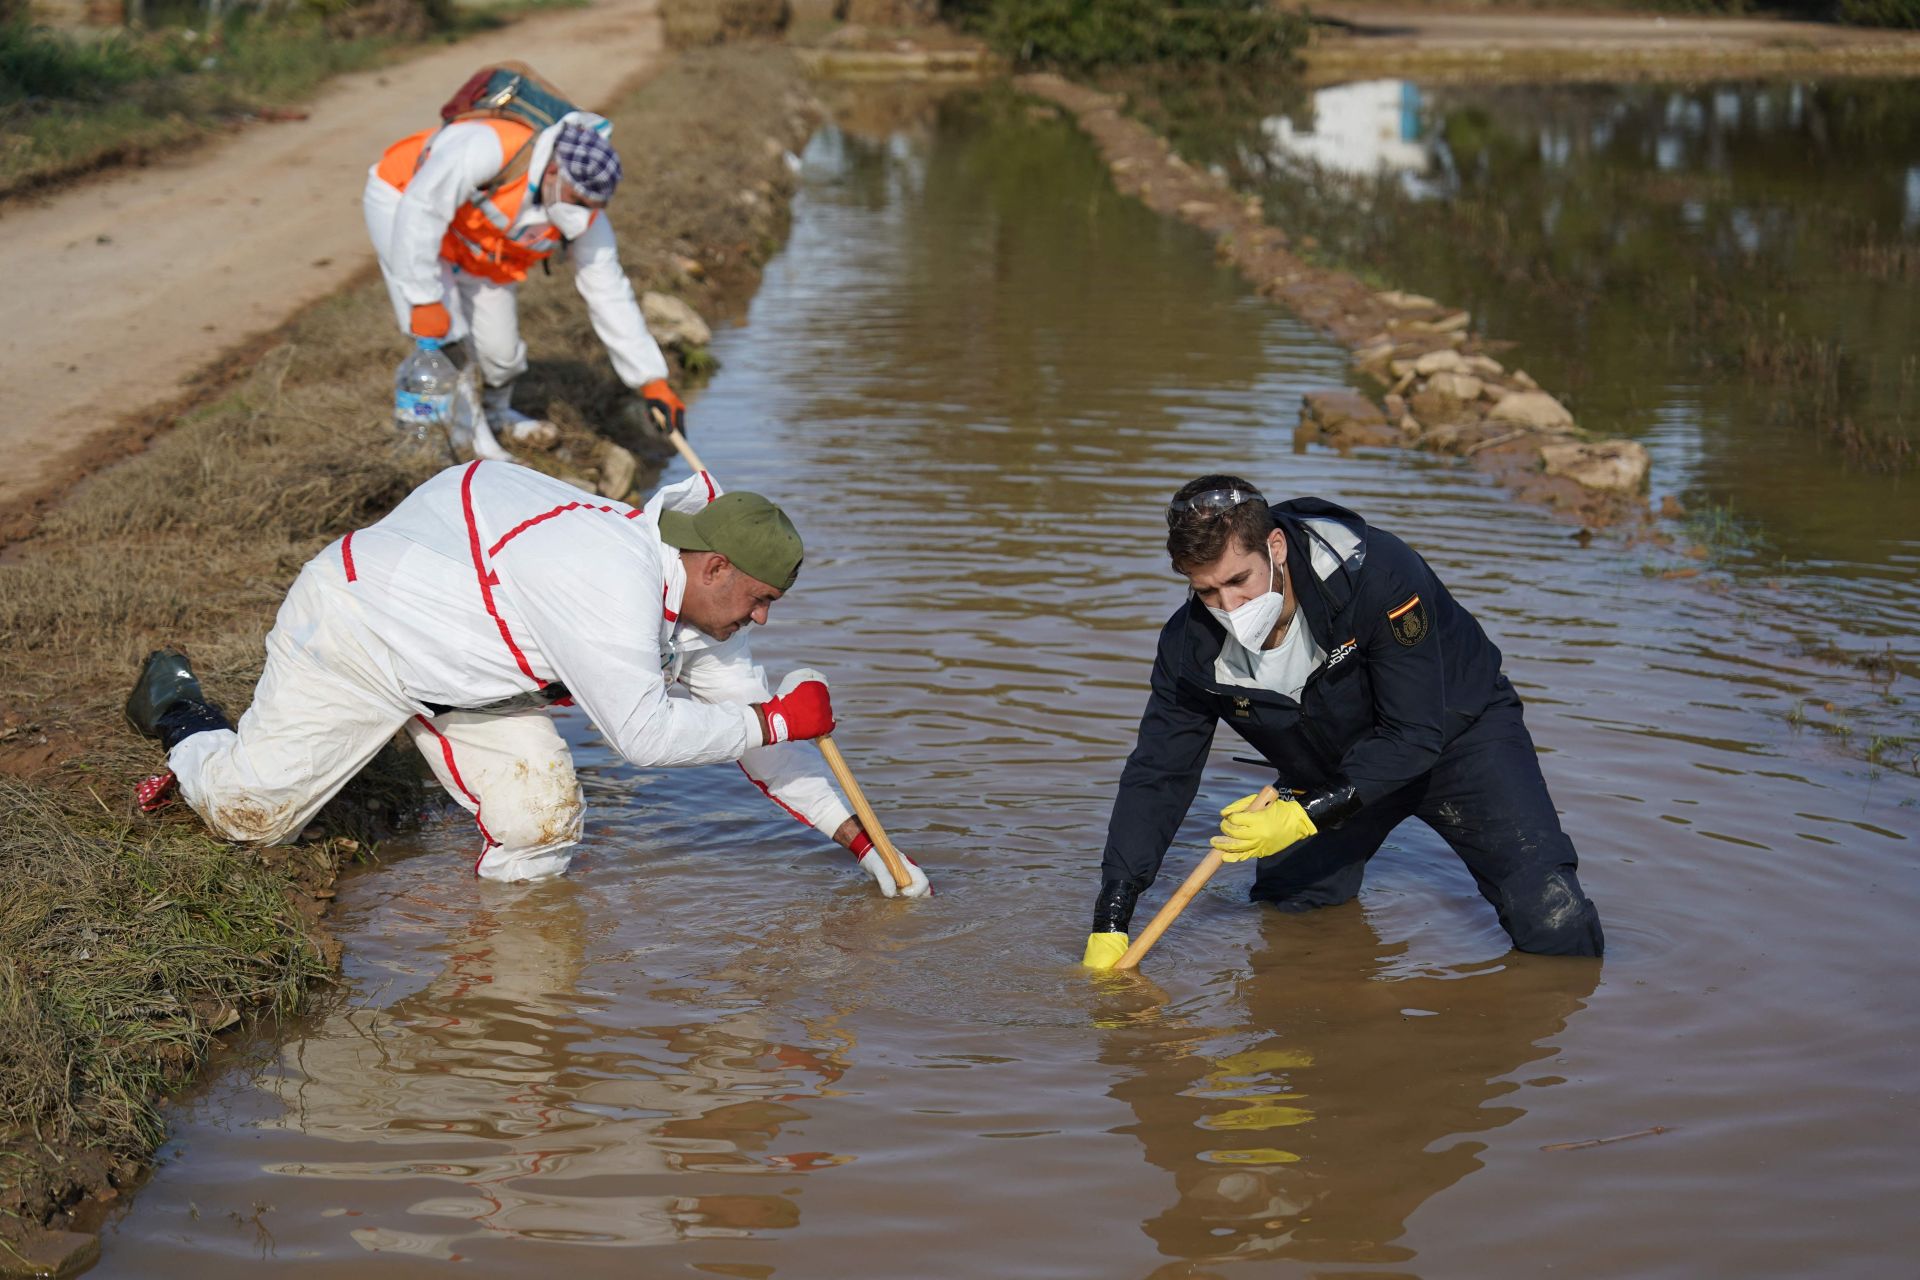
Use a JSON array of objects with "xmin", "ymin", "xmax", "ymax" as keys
[{"xmin": 126, "ymin": 649, "xmax": 231, "ymax": 750}]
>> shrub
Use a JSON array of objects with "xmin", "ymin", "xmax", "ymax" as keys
[
  {"xmin": 954, "ymin": 0, "xmax": 1306, "ymax": 71},
  {"xmin": 1831, "ymin": 0, "xmax": 1920, "ymax": 26}
]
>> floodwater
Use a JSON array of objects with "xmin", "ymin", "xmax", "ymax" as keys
[
  {"xmin": 97, "ymin": 91, "xmax": 1918, "ymax": 1277},
  {"xmin": 1224, "ymin": 77, "xmax": 1920, "ymax": 575}
]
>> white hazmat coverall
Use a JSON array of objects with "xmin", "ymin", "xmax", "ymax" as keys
[
  {"xmin": 360, "ymin": 110, "xmax": 670, "ymax": 395},
  {"xmin": 169, "ymin": 464, "xmax": 855, "ymax": 881}
]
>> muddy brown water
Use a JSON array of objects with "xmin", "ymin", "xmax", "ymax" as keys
[{"xmin": 93, "ymin": 92, "xmax": 1918, "ymax": 1277}]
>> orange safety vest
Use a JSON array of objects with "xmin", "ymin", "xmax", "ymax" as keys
[{"xmin": 377, "ymin": 118, "xmax": 569, "ymax": 286}]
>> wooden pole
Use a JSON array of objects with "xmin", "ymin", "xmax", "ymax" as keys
[
  {"xmin": 1115, "ymin": 785, "xmax": 1278, "ymax": 970},
  {"xmin": 817, "ymin": 735, "xmax": 914, "ymax": 892},
  {"xmin": 645, "ymin": 400, "xmax": 709, "ymax": 476},
  {"xmin": 668, "ymin": 428, "xmax": 708, "ymax": 476}
]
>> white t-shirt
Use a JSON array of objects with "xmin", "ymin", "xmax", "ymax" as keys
[
  {"xmin": 1210, "ymin": 515, "xmax": 1360, "ymax": 702},
  {"xmin": 1218, "ymin": 608, "xmax": 1324, "ymax": 702}
]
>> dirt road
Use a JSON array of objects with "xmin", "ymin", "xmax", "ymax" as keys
[
  {"xmin": 1307, "ymin": 4, "xmax": 1920, "ymax": 81},
  {"xmin": 0, "ymin": 0, "xmax": 663, "ymax": 529}
]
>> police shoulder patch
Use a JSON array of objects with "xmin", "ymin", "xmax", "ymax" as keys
[{"xmin": 1387, "ymin": 593, "xmax": 1429, "ymax": 647}]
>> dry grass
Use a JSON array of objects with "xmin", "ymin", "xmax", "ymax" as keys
[{"xmin": 0, "ymin": 40, "xmax": 818, "ymax": 1241}]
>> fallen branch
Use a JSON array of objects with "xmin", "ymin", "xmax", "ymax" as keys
[
  {"xmin": 1541, "ymin": 1125, "xmax": 1673, "ymax": 1153},
  {"xmin": 1464, "ymin": 428, "xmax": 1532, "ymax": 457}
]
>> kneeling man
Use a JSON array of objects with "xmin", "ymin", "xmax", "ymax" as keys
[
  {"xmin": 1084, "ymin": 474, "xmax": 1598, "ymax": 966},
  {"xmin": 126, "ymin": 461, "xmax": 929, "ymax": 896}
]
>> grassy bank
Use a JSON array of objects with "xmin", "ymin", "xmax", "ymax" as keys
[
  {"xmin": 0, "ymin": 38, "xmax": 819, "ymax": 1255},
  {"xmin": 0, "ymin": 0, "xmax": 577, "ymax": 199}
]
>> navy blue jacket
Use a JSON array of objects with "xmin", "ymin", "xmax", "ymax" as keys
[{"xmin": 1100, "ymin": 498, "xmax": 1508, "ymax": 891}]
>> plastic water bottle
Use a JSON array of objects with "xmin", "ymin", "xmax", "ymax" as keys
[
  {"xmin": 446, "ymin": 364, "xmax": 483, "ymax": 456},
  {"xmin": 393, "ymin": 338, "xmax": 456, "ymax": 448}
]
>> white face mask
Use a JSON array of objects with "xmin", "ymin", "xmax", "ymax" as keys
[
  {"xmin": 1207, "ymin": 544, "xmax": 1286, "ymax": 650},
  {"xmin": 548, "ymin": 201, "xmax": 594, "ymax": 240}
]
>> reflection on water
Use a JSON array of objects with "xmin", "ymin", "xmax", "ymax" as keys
[
  {"xmin": 98, "ymin": 90, "xmax": 1919, "ymax": 1278},
  {"xmin": 1264, "ymin": 78, "xmax": 1428, "ymax": 178},
  {"xmin": 261, "ymin": 878, "xmax": 829, "ymax": 1255},
  {"xmin": 1239, "ymin": 79, "xmax": 1920, "ymax": 587},
  {"xmin": 1100, "ymin": 913, "xmax": 1598, "ymax": 1270}
]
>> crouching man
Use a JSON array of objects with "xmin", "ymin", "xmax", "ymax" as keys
[
  {"xmin": 1083, "ymin": 474, "xmax": 1598, "ymax": 967},
  {"xmin": 125, "ymin": 461, "xmax": 930, "ymax": 896}
]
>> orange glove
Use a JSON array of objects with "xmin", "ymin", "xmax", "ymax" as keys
[
  {"xmin": 409, "ymin": 302, "xmax": 451, "ymax": 339},
  {"xmin": 640, "ymin": 378, "xmax": 686, "ymax": 436}
]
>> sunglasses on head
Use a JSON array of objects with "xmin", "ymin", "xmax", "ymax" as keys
[{"xmin": 1167, "ymin": 487, "xmax": 1264, "ymax": 523}]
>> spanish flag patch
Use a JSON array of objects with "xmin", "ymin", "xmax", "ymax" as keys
[{"xmin": 1387, "ymin": 593, "xmax": 1430, "ymax": 647}]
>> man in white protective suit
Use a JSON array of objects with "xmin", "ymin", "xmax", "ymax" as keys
[
  {"xmin": 123, "ymin": 461, "xmax": 931, "ymax": 896},
  {"xmin": 364, "ymin": 104, "xmax": 689, "ymax": 456}
]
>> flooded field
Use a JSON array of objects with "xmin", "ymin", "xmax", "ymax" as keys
[
  {"xmin": 94, "ymin": 91, "xmax": 1918, "ymax": 1276},
  {"xmin": 1217, "ymin": 78, "xmax": 1920, "ymax": 572}
]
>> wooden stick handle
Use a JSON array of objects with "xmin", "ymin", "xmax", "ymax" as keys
[
  {"xmin": 668, "ymin": 428, "xmax": 708, "ymax": 476},
  {"xmin": 1114, "ymin": 785, "xmax": 1279, "ymax": 970},
  {"xmin": 1114, "ymin": 849, "xmax": 1222, "ymax": 970},
  {"xmin": 817, "ymin": 734, "xmax": 914, "ymax": 891}
]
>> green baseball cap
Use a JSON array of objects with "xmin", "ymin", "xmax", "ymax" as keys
[{"xmin": 658, "ymin": 492, "xmax": 804, "ymax": 591}]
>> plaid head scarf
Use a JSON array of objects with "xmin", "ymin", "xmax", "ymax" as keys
[{"xmin": 552, "ymin": 124, "xmax": 622, "ymax": 203}]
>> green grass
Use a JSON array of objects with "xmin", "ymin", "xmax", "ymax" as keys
[
  {"xmin": 948, "ymin": 0, "xmax": 1307, "ymax": 71},
  {"xmin": 1678, "ymin": 498, "xmax": 1768, "ymax": 558},
  {"xmin": 0, "ymin": 766, "xmax": 369, "ymax": 1229},
  {"xmin": 0, "ymin": 0, "xmax": 582, "ymax": 198}
]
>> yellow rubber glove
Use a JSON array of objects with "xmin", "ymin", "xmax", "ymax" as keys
[
  {"xmin": 1082, "ymin": 931, "xmax": 1129, "ymax": 970},
  {"xmin": 1210, "ymin": 790, "xmax": 1318, "ymax": 862}
]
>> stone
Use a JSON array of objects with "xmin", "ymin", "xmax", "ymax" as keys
[
  {"xmin": 0, "ymin": 1232, "xmax": 100, "ymax": 1279},
  {"xmin": 1429, "ymin": 310, "xmax": 1471, "ymax": 333},
  {"xmin": 1511, "ymin": 369, "xmax": 1540, "ymax": 391},
  {"xmin": 1419, "ymin": 420, "xmax": 1477, "ymax": 453},
  {"xmin": 1177, "ymin": 200, "xmax": 1216, "ymax": 219},
  {"xmin": 1463, "ymin": 354, "xmax": 1505, "ymax": 378},
  {"xmin": 1299, "ymin": 390, "xmax": 1398, "ymax": 450},
  {"xmin": 598, "ymin": 443, "xmax": 637, "ymax": 500},
  {"xmin": 641, "ymin": 292, "xmax": 712, "ymax": 350},
  {"xmin": 1539, "ymin": 440, "xmax": 1651, "ymax": 493},
  {"xmin": 1413, "ymin": 348, "xmax": 1467, "ymax": 376},
  {"xmin": 1352, "ymin": 341, "xmax": 1395, "ymax": 373},
  {"xmin": 1410, "ymin": 386, "xmax": 1482, "ymax": 426},
  {"xmin": 1426, "ymin": 371, "xmax": 1483, "ymax": 402},
  {"xmin": 1487, "ymin": 390, "xmax": 1575, "ymax": 432},
  {"xmin": 1376, "ymin": 289, "xmax": 1438, "ymax": 311}
]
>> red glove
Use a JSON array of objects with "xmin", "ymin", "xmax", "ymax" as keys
[
  {"xmin": 758, "ymin": 670, "xmax": 834, "ymax": 745},
  {"xmin": 135, "ymin": 771, "xmax": 178, "ymax": 813},
  {"xmin": 640, "ymin": 378, "xmax": 686, "ymax": 436},
  {"xmin": 409, "ymin": 302, "xmax": 452, "ymax": 339}
]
